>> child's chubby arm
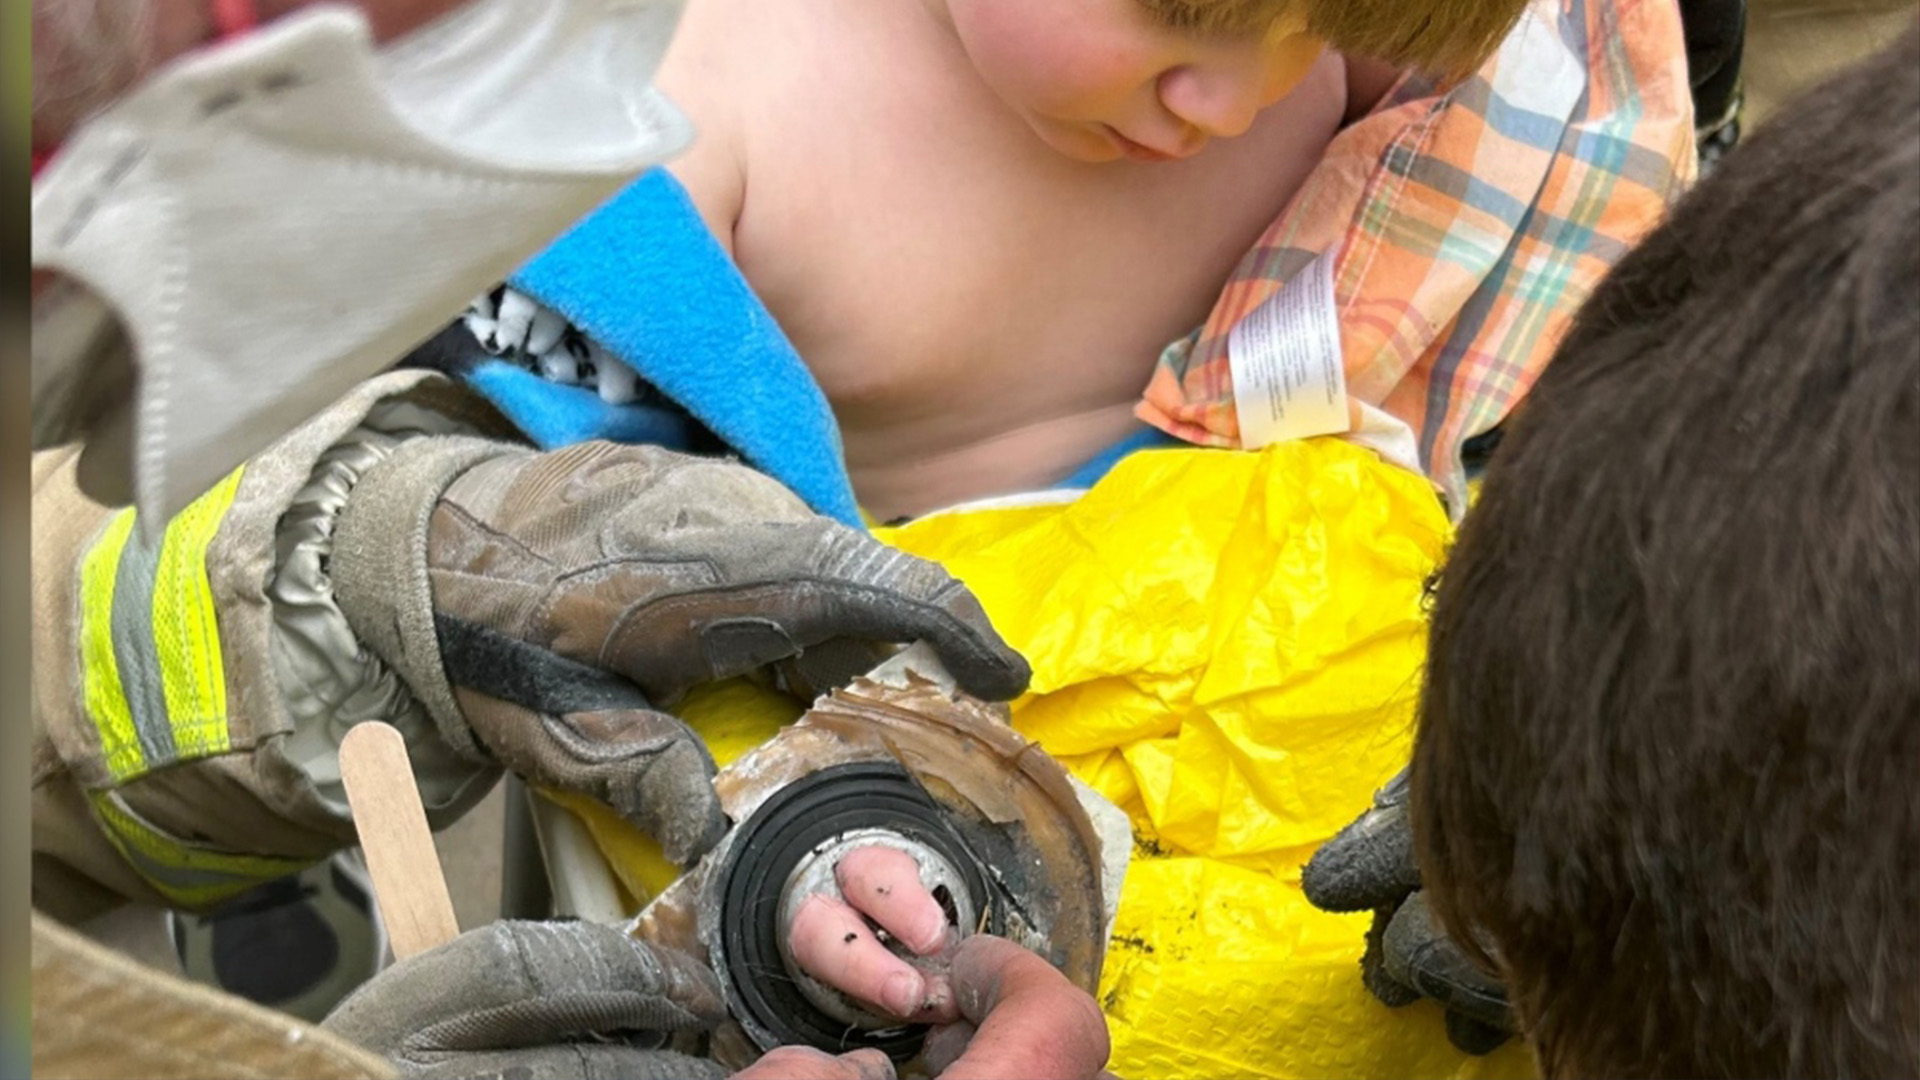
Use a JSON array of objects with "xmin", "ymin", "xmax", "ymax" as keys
[{"xmin": 653, "ymin": 0, "xmax": 750, "ymax": 254}]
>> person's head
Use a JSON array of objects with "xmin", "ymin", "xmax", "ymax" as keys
[
  {"xmin": 924, "ymin": 0, "xmax": 1525, "ymax": 163},
  {"xmin": 1410, "ymin": 26, "xmax": 1920, "ymax": 1079}
]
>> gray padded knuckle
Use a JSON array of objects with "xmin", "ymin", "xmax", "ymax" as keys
[
  {"xmin": 597, "ymin": 929, "xmax": 670, "ymax": 994},
  {"xmin": 817, "ymin": 530, "xmax": 953, "ymax": 596},
  {"xmin": 542, "ymin": 712, "xmax": 688, "ymax": 764},
  {"xmin": 601, "ymin": 452, "xmax": 813, "ymax": 531},
  {"xmin": 491, "ymin": 921, "xmax": 550, "ymax": 995}
]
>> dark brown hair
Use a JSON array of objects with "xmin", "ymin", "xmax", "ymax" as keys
[{"xmin": 1410, "ymin": 26, "xmax": 1920, "ymax": 1079}]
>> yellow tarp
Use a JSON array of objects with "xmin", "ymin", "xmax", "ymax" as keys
[{"xmin": 565, "ymin": 439, "xmax": 1537, "ymax": 1078}]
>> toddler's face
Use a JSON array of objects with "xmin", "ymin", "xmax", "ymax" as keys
[{"xmin": 942, "ymin": 0, "xmax": 1324, "ymax": 163}]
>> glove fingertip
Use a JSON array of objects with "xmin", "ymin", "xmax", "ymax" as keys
[
  {"xmin": 1301, "ymin": 849, "xmax": 1394, "ymax": 912},
  {"xmin": 1300, "ymin": 816, "xmax": 1420, "ymax": 912},
  {"xmin": 619, "ymin": 734, "xmax": 728, "ymax": 867},
  {"xmin": 920, "ymin": 589, "xmax": 1031, "ymax": 702},
  {"xmin": 674, "ymin": 797, "xmax": 729, "ymax": 867},
  {"xmin": 953, "ymin": 650, "xmax": 1033, "ymax": 703},
  {"xmin": 652, "ymin": 776, "xmax": 727, "ymax": 867}
]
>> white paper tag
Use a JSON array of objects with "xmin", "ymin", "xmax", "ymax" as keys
[{"xmin": 1227, "ymin": 248, "xmax": 1347, "ymax": 448}]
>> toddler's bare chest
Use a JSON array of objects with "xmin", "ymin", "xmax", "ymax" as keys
[
  {"xmin": 728, "ymin": 50, "xmax": 1341, "ymax": 413},
  {"xmin": 741, "ymin": 146, "xmax": 1300, "ymax": 415},
  {"xmin": 672, "ymin": 0, "xmax": 1353, "ymax": 421}
]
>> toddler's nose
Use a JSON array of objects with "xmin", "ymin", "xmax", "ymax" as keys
[{"xmin": 1156, "ymin": 53, "xmax": 1272, "ymax": 139}]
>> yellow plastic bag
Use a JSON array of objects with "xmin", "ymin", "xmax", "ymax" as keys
[
  {"xmin": 874, "ymin": 441, "xmax": 1534, "ymax": 1079},
  {"xmin": 566, "ymin": 438, "xmax": 1535, "ymax": 1078}
]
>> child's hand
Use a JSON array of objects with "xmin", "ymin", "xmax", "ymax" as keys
[{"xmin": 785, "ymin": 845, "xmax": 961, "ymax": 1022}]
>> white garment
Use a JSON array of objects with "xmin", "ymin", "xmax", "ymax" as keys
[{"xmin": 31, "ymin": 0, "xmax": 692, "ymax": 526}]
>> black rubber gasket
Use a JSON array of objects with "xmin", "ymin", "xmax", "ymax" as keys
[{"xmin": 716, "ymin": 760, "xmax": 1003, "ymax": 1062}]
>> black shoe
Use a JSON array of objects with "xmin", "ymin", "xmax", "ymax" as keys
[
  {"xmin": 170, "ymin": 852, "xmax": 388, "ymax": 1022},
  {"xmin": 1697, "ymin": 109, "xmax": 1742, "ymax": 178}
]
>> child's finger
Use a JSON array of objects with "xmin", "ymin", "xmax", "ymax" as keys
[
  {"xmin": 835, "ymin": 845, "xmax": 953, "ymax": 955},
  {"xmin": 787, "ymin": 894, "xmax": 957, "ymax": 1022}
]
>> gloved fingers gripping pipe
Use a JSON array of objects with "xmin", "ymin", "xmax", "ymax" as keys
[{"xmin": 625, "ymin": 643, "xmax": 1130, "ymax": 1070}]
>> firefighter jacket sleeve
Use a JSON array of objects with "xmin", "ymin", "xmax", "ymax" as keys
[{"xmin": 30, "ymin": 370, "xmax": 519, "ymax": 924}]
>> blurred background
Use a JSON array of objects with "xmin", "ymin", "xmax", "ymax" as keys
[{"xmin": 5, "ymin": 0, "xmax": 33, "ymax": 1075}]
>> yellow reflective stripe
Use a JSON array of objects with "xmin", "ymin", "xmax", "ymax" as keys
[
  {"xmin": 89, "ymin": 793, "xmax": 311, "ymax": 910},
  {"xmin": 80, "ymin": 511, "xmax": 143, "ymax": 781},
  {"xmin": 153, "ymin": 468, "xmax": 243, "ymax": 760}
]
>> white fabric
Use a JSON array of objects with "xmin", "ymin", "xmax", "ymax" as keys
[{"xmin": 31, "ymin": 0, "xmax": 692, "ymax": 526}]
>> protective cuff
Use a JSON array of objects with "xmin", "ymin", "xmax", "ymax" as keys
[
  {"xmin": 270, "ymin": 398, "xmax": 505, "ymax": 828},
  {"xmin": 331, "ymin": 435, "xmax": 520, "ymax": 763}
]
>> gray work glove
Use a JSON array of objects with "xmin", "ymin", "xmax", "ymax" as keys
[
  {"xmin": 335, "ymin": 437, "xmax": 1031, "ymax": 867},
  {"xmin": 1300, "ymin": 768, "xmax": 1516, "ymax": 1055},
  {"xmin": 321, "ymin": 920, "xmax": 731, "ymax": 1080}
]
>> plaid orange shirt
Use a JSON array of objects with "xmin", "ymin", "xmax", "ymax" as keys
[{"xmin": 1138, "ymin": 0, "xmax": 1697, "ymax": 514}]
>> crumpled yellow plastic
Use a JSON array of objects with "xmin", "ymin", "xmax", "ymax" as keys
[
  {"xmin": 566, "ymin": 438, "xmax": 1536, "ymax": 1078},
  {"xmin": 872, "ymin": 441, "xmax": 1535, "ymax": 1080}
]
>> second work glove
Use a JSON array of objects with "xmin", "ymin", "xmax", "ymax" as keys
[
  {"xmin": 322, "ymin": 920, "xmax": 730, "ymax": 1080},
  {"xmin": 1300, "ymin": 768, "xmax": 1516, "ymax": 1055},
  {"xmin": 332, "ymin": 437, "xmax": 1031, "ymax": 866}
]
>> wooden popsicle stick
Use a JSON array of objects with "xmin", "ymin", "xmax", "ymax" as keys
[{"xmin": 339, "ymin": 722, "xmax": 460, "ymax": 960}]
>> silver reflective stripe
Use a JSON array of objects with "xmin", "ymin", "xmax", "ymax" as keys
[{"xmin": 107, "ymin": 526, "xmax": 178, "ymax": 768}]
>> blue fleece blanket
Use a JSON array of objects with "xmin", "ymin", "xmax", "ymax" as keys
[
  {"xmin": 499, "ymin": 168, "xmax": 863, "ymax": 527},
  {"xmin": 441, "ymin": 168, "xmax": 1169, "ymax": 527}
]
